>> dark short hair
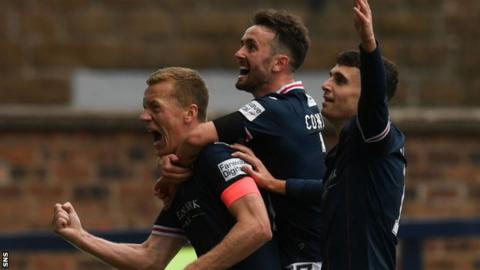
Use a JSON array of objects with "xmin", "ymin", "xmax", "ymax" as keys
[
  {"xmin": 147, "ymin": 67, "xmax": 209, "ymax": 121},
  {"xmin": 336, "ymin": 50, "xmax": 399, "ymax": 100},
  {"xmin": 253, "ymin": 9, "xmax": 310, "ymax": 71}
]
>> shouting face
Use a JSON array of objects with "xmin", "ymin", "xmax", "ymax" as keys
[
  {"xmin": 139, "ymin": 81, "xmax": 189, "ymax": 156},
  {"xmin": 234, "ymin": 25, "xmax": 277, "ymax": 94}
]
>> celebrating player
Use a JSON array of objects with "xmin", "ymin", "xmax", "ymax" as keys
[
  {"xmin": 232, "ymin": 0, "xmax": 407, "ymax": 269},
  {"xmin": 158, "ymin": 9, "xmax": 326, "ymax": 270},
  {"xmin": 52, "ymin": 67, "xmax": 280, "ymax": 270}
]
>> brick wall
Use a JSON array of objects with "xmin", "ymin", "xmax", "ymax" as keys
[
  {"xmin": 1, "ymin": 0, "xmax": 479, "ymax": 107},
  {"xmin": 1, "ymin": 0, "xmax": 480, "ymax": 269}
]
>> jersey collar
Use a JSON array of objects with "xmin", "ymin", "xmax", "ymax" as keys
[{"xmin": 275, "ymin": 81, "xmax": 304, "ymax": 95}]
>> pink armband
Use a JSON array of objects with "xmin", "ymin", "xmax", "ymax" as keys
[{"xmin": 221, "ymin": 177, "xmax": 260, "ymax": 208}]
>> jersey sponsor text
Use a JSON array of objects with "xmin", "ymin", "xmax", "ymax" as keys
[
  {"xmin": 217, "ymin": 158, "xmax": 248, "ymax": 181},
  {"xmin": 239, "ymin": 101, "xmax": 265, "ymax": 121}
]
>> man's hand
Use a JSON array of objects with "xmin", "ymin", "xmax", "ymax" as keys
[
  {"xmin": 157, "ymin": 154, "xmax": 192, "ymax": 183},
  {"xmin": 353, "ymin": 0, "xmax": 376, "ymax": 52},
  {"xmin": 230, "ymin": 144, "xmax": 286, "ymax": 195},
  {"xmin": 154, "ymin": 177, "xmax": 178, "ymax": 208},
  {"xmin": 52, "ymin": 202, "xmax": 83, "ymax": 241}
]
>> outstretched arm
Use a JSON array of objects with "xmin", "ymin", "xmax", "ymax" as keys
[
  {"xmin": 52, "ymin": 202, "xmax": 185, "ymax": 270},
  {"xmin": 185, "ymin": 182, "xmax": 272, "ymax": 270},
  {"xmin": 354, "ymin": 0, "xmax": 391, "ymax": 143}
]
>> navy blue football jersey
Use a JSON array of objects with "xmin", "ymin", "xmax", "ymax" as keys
[
  {"xmin": 320, "ymin": 46, "xmax": 406, "ymax": 270},
  {"xmin": 153, "ymin": 143, "xmax": 280, "ymax": 270},
  {"xmin": 213, "ymin": 82, "xmax": 327, "ymax": 266}
]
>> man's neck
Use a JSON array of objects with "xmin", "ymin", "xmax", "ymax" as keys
[
  {"xmin": 252, "ymin": 74, "xmax": 295, "ymax": 98},
  {"xmin": 330, "ymin": 119, "xmax": 348, "ymax": 137}
]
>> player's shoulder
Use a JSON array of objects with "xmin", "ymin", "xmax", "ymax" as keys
[
  {"xmin": 197, "ymin": 143, "xmax": 249, "ymax": 183},
  {"xmin": 237, "ymin": 97, "xmax": 279, "ymax": 122},
  {"xmin": 198, "ymin": 143, "xmax": 233, "ymax": 163}
]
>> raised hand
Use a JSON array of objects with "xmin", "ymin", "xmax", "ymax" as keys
[
  {"xmin": 52, "ymin": 202, "xmax": 83, "ymax": 241},
  {"xmin": 353, "ymin": 0, "xmax": 376, "ymax": 52}
]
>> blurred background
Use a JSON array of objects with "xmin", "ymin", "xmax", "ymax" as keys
[{"xmin": 0, "ymin": 0, "xmax": 479, "ymax": 269}]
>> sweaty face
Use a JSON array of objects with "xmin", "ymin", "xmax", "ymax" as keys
[
  {"xmin": 234, "ymin": 25, "xmax": 276, "ymax": 93},
  {"xmin": 321, "ymin": 65, "xmax": 361, "ymax": 125},
  {"xmin": 139, "ymin": 81, "xmax": 187, "ymax": 157}
]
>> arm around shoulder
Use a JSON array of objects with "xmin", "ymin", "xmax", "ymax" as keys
[{"xmin": 176, "ymin": 121, "xmax": 218, "ymax": 166}]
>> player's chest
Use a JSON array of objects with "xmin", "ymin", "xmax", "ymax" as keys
[{"xmin": 173, "ymin": 180, "xmax": 228, "ymax": 231}]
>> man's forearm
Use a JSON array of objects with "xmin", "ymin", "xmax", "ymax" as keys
[
  {"xmin": 66, "ymin": 230, "xmax": 156, "ymax": 270},
  {"xmin": 286, "ymin": 178, "xmax": 323, "ymax": 203},
  {"xmin": 187, "ymin": 194, "xmax": 272, "ymax": 270},
  {"xmin": 187, "ymin": 218, "xmax": 271, "ymax": 270}
]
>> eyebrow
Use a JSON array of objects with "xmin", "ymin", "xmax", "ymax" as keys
[
  {"xmin": 331, "ymin": 70, "xmax": 348, "ymax": 83},
  {"xmin": 241, "ymin": 37, "xmax": 257, "ymax": 45},
  {"xmin": 143, "ymin": 98, "xmax": 161, "ymax": 107}
]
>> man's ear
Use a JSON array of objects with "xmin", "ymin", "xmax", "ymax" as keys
[
  {"xmin": 184, "ymin": 104, "xmax": 199, "ymax": 123},
  {"xmin": 272, "ymin": 54, "xmax": 290, "ymax": 73}
]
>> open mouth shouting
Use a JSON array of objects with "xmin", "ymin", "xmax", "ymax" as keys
[
  {"xmin": 150, "ymin": 129, "xmax": 165, "ymax": 155},
  {"xmin": 238, "ymin": 66, "xmax": 250, "ymax": 79}
]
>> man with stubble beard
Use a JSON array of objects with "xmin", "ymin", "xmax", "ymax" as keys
[{"xmin": 158, "ymin": 10, "xmax": 327, "ymax": 270}]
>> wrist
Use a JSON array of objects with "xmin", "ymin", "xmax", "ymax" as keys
[
  {"xmin": 267, "ymin": 178, "xmax": 286, "ymax": 195},
  {"xmin": 69, "ymin": 228, "xmax": 89, "ymax": 247},
  {"xmin": 360, "ymin": 38, "xmax": 377, "ymax": 53}
]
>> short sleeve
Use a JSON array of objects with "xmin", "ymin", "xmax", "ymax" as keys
[
  {"xmin": 213, "ymin": 98, "xmax": 283, "ymax": 144},
  {"xmin": 238, "ymin": 99, "xmax": 283, "ymax": 141},
  {"xmin": 152, "ymin": 208, "xmax": 188, "ymax": 240},
  {"xmin": 213, "ymin": 111, "xmax": 245, "ymax": 144}
]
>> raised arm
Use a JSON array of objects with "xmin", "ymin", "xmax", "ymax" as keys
[
  {"xmin": 354, "ymin": 0, "xmax": 391, "ymax": 143},
  {"xmin": 52, "ymin": 202, "xmax": 185, "ymax": 270},
  {"xmin": 185, "ymin": 180, "xmax": 272, "ymax": 270},
  {"xmin": 354, "ymin": 0, "xmax": 376, "ymax": 53}
]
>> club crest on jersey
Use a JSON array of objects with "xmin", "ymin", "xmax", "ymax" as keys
[
  {"xmin": 239, "ymin": 100, "xmax": 265, "ymax": 121},
  {"xmin": 217, "ymin": 158, "xmax": 247, "ymax": 181}
]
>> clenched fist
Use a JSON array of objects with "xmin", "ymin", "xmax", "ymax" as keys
[{"xmin": 52, "ymin": 202, "xmax": 83, "ymax": 241}]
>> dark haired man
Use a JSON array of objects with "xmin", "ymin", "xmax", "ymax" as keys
[
  {"xmin": 232, "ymin": 0, "xmax": 406, "ymax": 269},
  {"xmin": 159, "ymin": 9, "xmax": 326, "ymax": 270}
]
